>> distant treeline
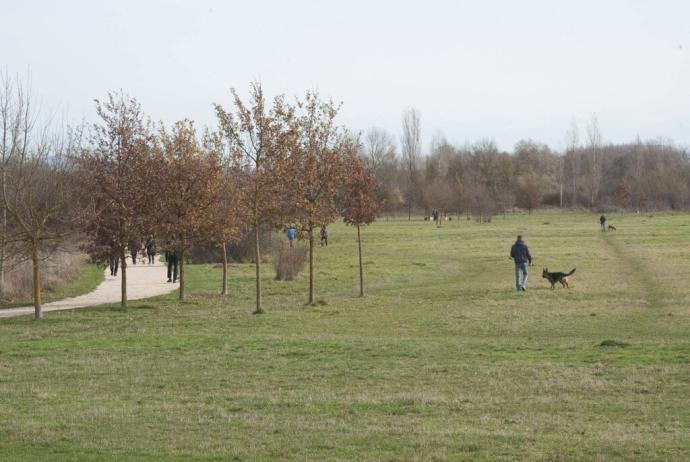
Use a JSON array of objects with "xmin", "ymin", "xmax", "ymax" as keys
[{"xmin": 362, "ymin": 116, "xmax": 690, "ymax": 219}]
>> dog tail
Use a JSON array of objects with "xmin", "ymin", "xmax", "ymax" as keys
[{"xmin": 567, "ymin": 268, "xmax": 576, "ymax": 276}]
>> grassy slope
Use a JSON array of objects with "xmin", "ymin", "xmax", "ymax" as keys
[
  {"xmin": 0, "ymin": 212, "xmax": 688, "ymax": 461},
  {"xmin": 0, "ymin": 263, "xmax": 105, "ymax": 309}
]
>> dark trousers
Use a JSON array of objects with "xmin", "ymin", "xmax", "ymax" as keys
[
  {"xmin": 167, "ymin": 257, "xmax": 178, "ymax": 282},
  {"xmin": 148, "ymin": 252, "xmax": 155, "ymax": 264},
  {"xmin": 109, "ymin": 257, "xmax": 119, "ymax": 276}
]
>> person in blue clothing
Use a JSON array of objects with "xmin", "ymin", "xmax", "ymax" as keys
[
  {"xmin": 510, "ymin": 235, "xmax": 532, "ymax": 292},
  {"xmin": 287, "ymin": 226, "xmax": 297, "ymax": 248}
]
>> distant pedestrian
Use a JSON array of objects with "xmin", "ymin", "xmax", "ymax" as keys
[
  {"xmin": 320, "ymin": 226, "xmax": 328, "ymax": 247},
  {"xmin": 287, "ymin": 226, "xmax": 297, "ymax": 248},
  {"xmin": 165, "ymin": 249, "xmax": 179, "ymax": 283},
  {"xmin": 145, "ymin": 237, "xmax": 156, "ymax": 264},
  {"xmin": 129, "ymin": 239, "xmax": 141, "ymax": 265},
  {"xmin": 510, "ymin": 235, "xmax": 532, "ymax": 292},
  {"xmin": 600, "ymin": 215, "xmax": 606, "ymax": 232},
  {"xmin": 109, "ymin": 252, "xmax": 119, "ymax": 277}
]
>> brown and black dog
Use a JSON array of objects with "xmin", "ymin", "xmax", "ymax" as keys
[
  {"xmin": 608, "ymin": 224, "xmax": 617, "ymax": 231},
  {"xmin": 542, "ymin": 268, "xmax": 576, "ymax": 289}
]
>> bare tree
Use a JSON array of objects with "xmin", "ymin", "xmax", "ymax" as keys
[
  {"xmin": 363, "ymin": 127, "xmax": 396, "ymax": 171},
  {"xmin": 401, "ymin": 108, "xmax": 421, "ymax": 220},
  {"xmin": 586, "ymin": 114, "xmax": 603, "ymax": 207},
  {"xmin": 0, "ymin": 70, "xmax": 34, "ymax": 300},
  {"xmin": 4, "ymin": 122, "xmax": 80, "ymax": 319},
  {"xmin": 564, "ymin": 119, "xmax": 580, "ymax": 207}
]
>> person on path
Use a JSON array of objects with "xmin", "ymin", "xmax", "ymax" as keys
[
  {"xmin": 109, "ymin": 251, "xmax": 119, "ymax": 277},
  {"xmin": 129, "ymin": 238, "xmax": 142, "ymax": 265},
  {"xmin": 510, "ymin": 235, "xmax": 532, "ymax": 292},
  {"xmin": 145, "ymin": 237, "xmax": 157, "ymax": 264},
  {"xmin": 165, "ymin": 249, "xmax": 179, "ymax": 283},
  {"xmin": 287, "ymin": 226, "xmax": 297, "ymax": 248},
  {"xmin": 320, "ymin": 225, "xmax": 328, "ymax": 247},
  {"xmin": 600, "ymin": 215, "xmax": 606, "ymax": 232}
]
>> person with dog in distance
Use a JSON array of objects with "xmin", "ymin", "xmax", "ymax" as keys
[
  {"xmin": 510, "ymin": 235, "xmax": 532, "ymax": 292},
  {"xmin": 600, "ymin": 214, "xmax": 606, "ymax": 232}
]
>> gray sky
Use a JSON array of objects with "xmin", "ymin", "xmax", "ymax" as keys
[{"xmin": 3, "ymin": 0, "xmax": 690, "ymax": 152}]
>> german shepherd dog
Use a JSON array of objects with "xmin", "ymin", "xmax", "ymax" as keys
[
  {"xmin": 542, "ymin": 268, "xmax": 576, "ymax": 289},
  {"xmin": 608, "ymin": 224, "xmax": 617, "ymax": 231}
]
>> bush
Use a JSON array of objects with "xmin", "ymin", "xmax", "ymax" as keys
[
  {"xmin": 3, "ymin": 249, "xmax": 88, "ymax": 303},
  {"xmin": 227, "ymin": 226, "xmax": 273, "ymax": 263},
  {"xmin": 273, "ymin": 245, "xmax": 307, "ymax": 281}
]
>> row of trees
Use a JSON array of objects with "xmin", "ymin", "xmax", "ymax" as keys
[
  {"xmin": 0, "ymin": 73, "xmax": 381, "ymax": 319},
  {"xmin": 364, "ymin": 113, "xmax": 690, "ymax": 219}
]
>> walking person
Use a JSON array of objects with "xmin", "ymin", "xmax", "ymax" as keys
[
  {"xmin": 165, "ymin": 249, "xmax": 179, "ymax": 283},
  {"xmin": 599, "ymin": 214, "xmax": 606, "ymax": 232},
  {"xmin": 320, "ymin": 225, "xmax": 328, "ymax": 247},
  {"xmin": 510, "ymin": 235, "xmax": 532, "ymax": 292},
  {"xmin": 287, "ymin": 226, "xmax": 296, "ymax": 248},
  {"xmin": 109, "ymin": 251, "xmax": 119, "ymax": 277},
  {"xmin": 145, "ymin": 236, "xmax": 156, "ymax": 264},
  {"xmin": 129, "ymin": 238, "xmax": 141, "ymax": 265}
]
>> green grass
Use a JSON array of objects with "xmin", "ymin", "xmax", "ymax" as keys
[
  {"xmin": 0, "ymin": 212, "xmax": 689, "ymax": 460},
  {"xmin": 0, "ymin": 263, "xmax": 104, "ymax": 309}
]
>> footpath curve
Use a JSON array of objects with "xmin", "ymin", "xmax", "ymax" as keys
[{"xmin": 0, "ymin": 257, "xmax": 178, "ymax": 319}]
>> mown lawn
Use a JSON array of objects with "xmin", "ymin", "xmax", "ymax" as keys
[{"xmin": 0, "ymin": 212, "xmax": 688, "ymax": 461}]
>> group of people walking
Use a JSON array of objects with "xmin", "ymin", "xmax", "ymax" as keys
[
  {"xmin": 286, "ymin": 225, "xmax": 329, "ymax": 247},
  {"xmin": 106, "ymin": 236, "xmax": 178, "ymax": 284}
]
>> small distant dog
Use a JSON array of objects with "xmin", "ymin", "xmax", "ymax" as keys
[
  {"xmin": 608, "ymin": 224, "xmax": 617, "ymax": 231},
  {"xmin": 542, "ymin": 268, "xmax": 576, "ymax": 289}
]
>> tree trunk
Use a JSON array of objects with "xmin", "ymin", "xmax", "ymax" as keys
[
  {"xmin": 357, "ymin": 224, "xmax": 364, "ymax": 297},
  {"xmin": 253, "ymin": 222, "xmax": 263, "ymax": 314},
  {"xmin": 221, "ymin": 241, "xmax": 228, "ymax": 296},
  {"xmin": 120, "ymin": 248, "xmax": 127, "ymax": 308},
  {"xmin": 32, "ymin": 243, "xmax": 41, "ymax": 320},
  {"xmin": 0, "ymin": 167, "xmax": 6, "ymax": 300},
  {"xmin": 179, "ymin": 251, "xmax": 185, "ymax": 301},
  {"xmin": 308, "ymin": 227, "xmax": 314, "ymax": 304}
]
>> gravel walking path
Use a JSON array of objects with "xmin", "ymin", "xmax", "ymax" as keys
[{"xmin": 0, "ymin": 257, "xmax": 178, "ymax": 319}]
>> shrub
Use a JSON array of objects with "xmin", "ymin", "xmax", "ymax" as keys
[{"xmin": 273, "ymin": 245, "xmax": 307, "ymax": 281}]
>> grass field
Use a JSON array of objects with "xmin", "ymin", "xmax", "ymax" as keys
[{"xmin": 0, "ymin": 212, "xmax": 689, "ymax": 461}]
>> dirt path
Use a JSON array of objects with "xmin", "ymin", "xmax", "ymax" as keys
[{"xmin": 0, "ymin": 257, "xmax": 178, "ymax": 319}]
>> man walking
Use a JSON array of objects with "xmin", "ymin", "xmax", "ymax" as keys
[
  {"xmin": 165, "ymin": 249, "xmax": 179, "ymax": 283},
  {"xmin": 599, "ymin": 215, "xmax": 606, "ymax": 232},
  {"xmin": 510, "ymin": 235, "xmax": 532, "ymax": 292}
]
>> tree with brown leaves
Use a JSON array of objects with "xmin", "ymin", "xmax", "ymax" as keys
[
  {"xmin": 203, "ymin": 129, "xmax": 244, "ymax": 297},
  {"xmin": 342, "ymin": 155, "xmax": 381, "ymax": 297},
  {"xmin": 287, "ymin": 92, "xmax": 351, "ymax": 305},
  {"xmin": 78, "ymin": 91, "xmax": 155, "ymax": 308},
  {"xmin": 157, "ymin": 120, "xmax": 224, "ymax": 301},
  {"xmin": 214, "ymin": 82, "xmax": 296, "ymax": 314}
]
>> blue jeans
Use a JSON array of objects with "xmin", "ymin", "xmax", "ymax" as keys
[{"xmin": 515, "ymin": 262, "xmax": 529, "ymax": 291}]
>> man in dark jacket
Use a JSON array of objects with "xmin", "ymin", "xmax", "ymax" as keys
[
  {"xmin": 165, "ymin": 249, "xmax": 179, "ymax": 283},
  {"xmin": 510, "ymin": 235, "xmax": 532, "ymax": 292},
  {"xmin": 599, "ymin": 215, "xmax": 606, "ymax": 232}
]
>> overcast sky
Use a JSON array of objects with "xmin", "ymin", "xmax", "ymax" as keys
[{"xmin": 3, "ymin": 0, "xmax": 690, "ymax": 152}]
